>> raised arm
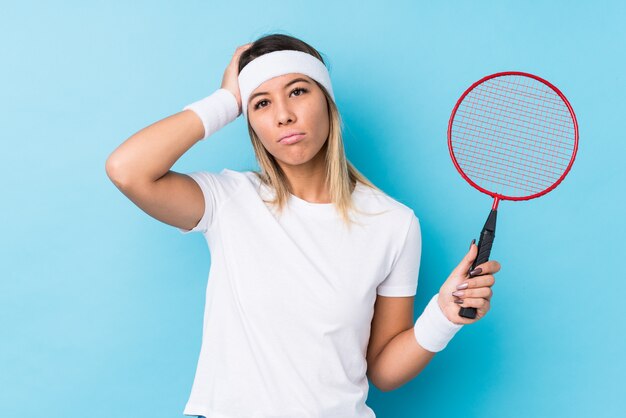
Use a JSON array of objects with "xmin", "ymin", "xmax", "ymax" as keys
[
  {"xmin": 105, "ymin": 110, "xmax": 207, "ymax": 231},
  {"xmin": 104, "ymin": 44, "xmax": 251, "ymax": 231}
]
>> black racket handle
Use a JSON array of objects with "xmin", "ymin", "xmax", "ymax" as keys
[{"xmin": 459, "ymin": 209, "xmax": 497, "ymax": 319}]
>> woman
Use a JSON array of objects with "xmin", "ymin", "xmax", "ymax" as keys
[{"xmin": 105, "ymin": 33, "xmax": 500, "ymax": 418}]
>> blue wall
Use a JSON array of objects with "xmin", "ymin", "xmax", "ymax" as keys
[{"xmin": 1, "ymin": 1, "xmax": 623, "ymax": 417}]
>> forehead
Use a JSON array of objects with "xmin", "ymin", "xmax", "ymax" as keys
[{"xmin": 251, "ymin": 73, "xmax": 313, "ymax": 94}]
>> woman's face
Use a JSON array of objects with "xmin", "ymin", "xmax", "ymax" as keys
[{"xmin": 246, "ymin": 73, "xmax": 330, "ymax": 169}]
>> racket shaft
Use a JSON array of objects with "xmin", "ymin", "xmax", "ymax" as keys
[{"xmin": 460, "ymin": 209, "xmax": 497, "ymax": 319}]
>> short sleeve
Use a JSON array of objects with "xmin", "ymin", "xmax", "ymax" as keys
[
  {"xmin": 177, "ymin": 169, "xmax": 241, "ymax": 235},
  {"xmin": 376, "ymin": 212, "xmax": 422, "ymax": 297}
]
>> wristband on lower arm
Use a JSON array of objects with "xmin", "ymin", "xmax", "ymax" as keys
[
  {"xmin": 413, "ymin": 293, "xmax": 463, "ymax": 352},
  {"xmin": 182, "ymin": 88, "xmax": 239, "ymax": 140}
]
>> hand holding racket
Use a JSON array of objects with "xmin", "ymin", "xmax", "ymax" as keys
[
  {"xmin": 447, "ymin": 71, "xmax": 579, "ymax": 319},
  {"xmin": 437, "ymin": 240, "xmax": 500, "ymax": 325}
]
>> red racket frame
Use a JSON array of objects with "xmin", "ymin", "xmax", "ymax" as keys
[{"xmin": 447, "ymin": 71, "xmax": 579, "ymax": 210}]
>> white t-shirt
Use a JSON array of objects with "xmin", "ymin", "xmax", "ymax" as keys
[{"xmin": 178, "ymin": 168, "xmax": 421, "ymax": 418}]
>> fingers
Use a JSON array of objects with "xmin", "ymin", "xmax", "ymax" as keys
[
  {"xmin": 228, "ymin": 44, "xmax": 252, "ymax": 68},
  {"xmin": 455, "ymin": 297, "xmax": 490, "ymax": 311},
  {"xmin": 222, "ymin": 43, "xmax": 254, "ymax": 112},
  {"xmin": 235, "ymin": 43, "xmax": 253, "ymax": 55},
  {"xmin": 472, "ymin": 259, "xmax": 501, "ymax": 275},
  {"xmin": 453, "ymin": 286, "xmax": 493, "ymax": 301},
  {"xmin": 459, "ymin": 274, "xmax": 495, "ymax": 289}
]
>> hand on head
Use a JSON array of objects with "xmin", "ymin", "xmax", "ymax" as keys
[{"xmin": 221, "ymin": 43, "xmax": 253, "ymax": 115}]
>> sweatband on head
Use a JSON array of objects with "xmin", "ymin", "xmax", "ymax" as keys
[
  {"xmin": 238, "ymin": 49, "xmax": 335, "ymax": 118},
  {"xmin": 413, "ymin": 294, "xmax": 464, "ymax": 352}
]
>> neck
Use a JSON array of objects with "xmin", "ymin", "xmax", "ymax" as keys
[{"xmin": 279, "ymin": 147, "xmax": 330, "ymax": 203}]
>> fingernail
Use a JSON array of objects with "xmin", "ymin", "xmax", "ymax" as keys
[
  {"xmin": 469, "ymin": 239, "xmax": 476, "ymax": 250},
  {"xmin": 456, "ymin": 282, "xmax": 468, "ymax": 290},
  {"xmin": 452, "ymin": 290, "xmax": 465, "ymax": 297},
  {"xmin": 454, "ymin": 299, "xmax": 463, "ymax": 304},
  {"xmin": 469, "ymin": 267, "xmax": 482, "ymax": 277}
]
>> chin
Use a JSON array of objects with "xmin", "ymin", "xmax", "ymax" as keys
[{"xmin": 279, "ymin": 156, "xmax": 315, "ymax": 167}]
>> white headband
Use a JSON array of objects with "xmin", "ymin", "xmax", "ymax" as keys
[{"xmin": 238, "ymin": 49, "xmax": 335, "ymax": 118}]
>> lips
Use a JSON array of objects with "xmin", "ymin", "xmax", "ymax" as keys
[
  {"xmin": 278, "ymin": 131, "xmax": 305, "ymax": 143},
  {"xmin": 279, "ymin": 133, "xmax": 305, "ymax": 145}
]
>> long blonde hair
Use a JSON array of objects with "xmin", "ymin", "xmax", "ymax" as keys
[{"xmin": 240, "ymin": 33, "xmax": 385, "ymax": 227}]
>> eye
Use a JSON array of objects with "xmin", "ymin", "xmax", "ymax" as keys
[
  {"xmin": 252, "ymin": 87, "xmax": 309, "ymax": 110},
  {"xmin": 253, "ymin": 99, "xmax": 269, "ymax": 110},
  {"xmin": 291, "ymin": 87, "xmax": 308, "ymax": 96}
]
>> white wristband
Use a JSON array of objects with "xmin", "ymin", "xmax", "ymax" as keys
[
  {"xmin": 413, "ymin": 293, "xmax": 463, "ymax": 352},
  {"xmin": 182, "ymin": 88, "xmax": 240, "ymax": 140}
]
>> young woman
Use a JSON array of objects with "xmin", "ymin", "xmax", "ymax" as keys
[{"xmin": 105, "ymin": 33, "xmax": 500, "ymax": 418}]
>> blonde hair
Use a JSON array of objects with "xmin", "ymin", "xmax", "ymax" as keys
[
  {"xmin": 240, "ymin": 34, "xmax": 387, "ymax": 228},
  {"xmin": 247, "ymin": 81, "xmax": 386, "ymax": 228}
]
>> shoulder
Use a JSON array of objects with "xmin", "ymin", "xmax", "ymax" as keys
[
  {"xmin": 220, "ymin": 168, "xmax": 262, "ymax": 183},
  {"xmin": 186, "ymin": 168, "xmax": 251, "ymax": 200},
  {"xmin": 353, "ymin": 183, "xmax": 420, "ymax": 249},
  {"xmin": 355, "ymin": 182, "xmax": 417, "ymax": 221},
  {"xmin": 194, "ymin": 168, "xmax": 256, "ymax": 185}
]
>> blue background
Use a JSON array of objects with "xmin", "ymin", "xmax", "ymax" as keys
[{"xmin": 2, "ymin": 1, "xmax": 624, "ymax": 417}]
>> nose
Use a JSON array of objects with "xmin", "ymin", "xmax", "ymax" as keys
[{"xmin": 274, "ymin": 96, "xmax": 296, "ymax": 126}]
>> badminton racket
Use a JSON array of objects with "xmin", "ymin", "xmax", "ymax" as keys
[{"xmin": 447, "ymin": 71, "xmax": 579, "ymax": 319}]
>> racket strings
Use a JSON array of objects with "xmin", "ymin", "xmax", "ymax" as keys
[
  {"xmin": 450, "ymin": 74, "xmax": 577, "ymax": 198},
  {"xmin": 460, "ymin": 119, "xmax": 572, "ymax": 175},
  {"xmin": 458, "ymin": 95, "xmax": 575, "ymax": 146}
]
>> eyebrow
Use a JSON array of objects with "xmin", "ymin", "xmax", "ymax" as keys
[{"xmin": 248, "ymin": 77, "xmax": 311, "ymax": 104}]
